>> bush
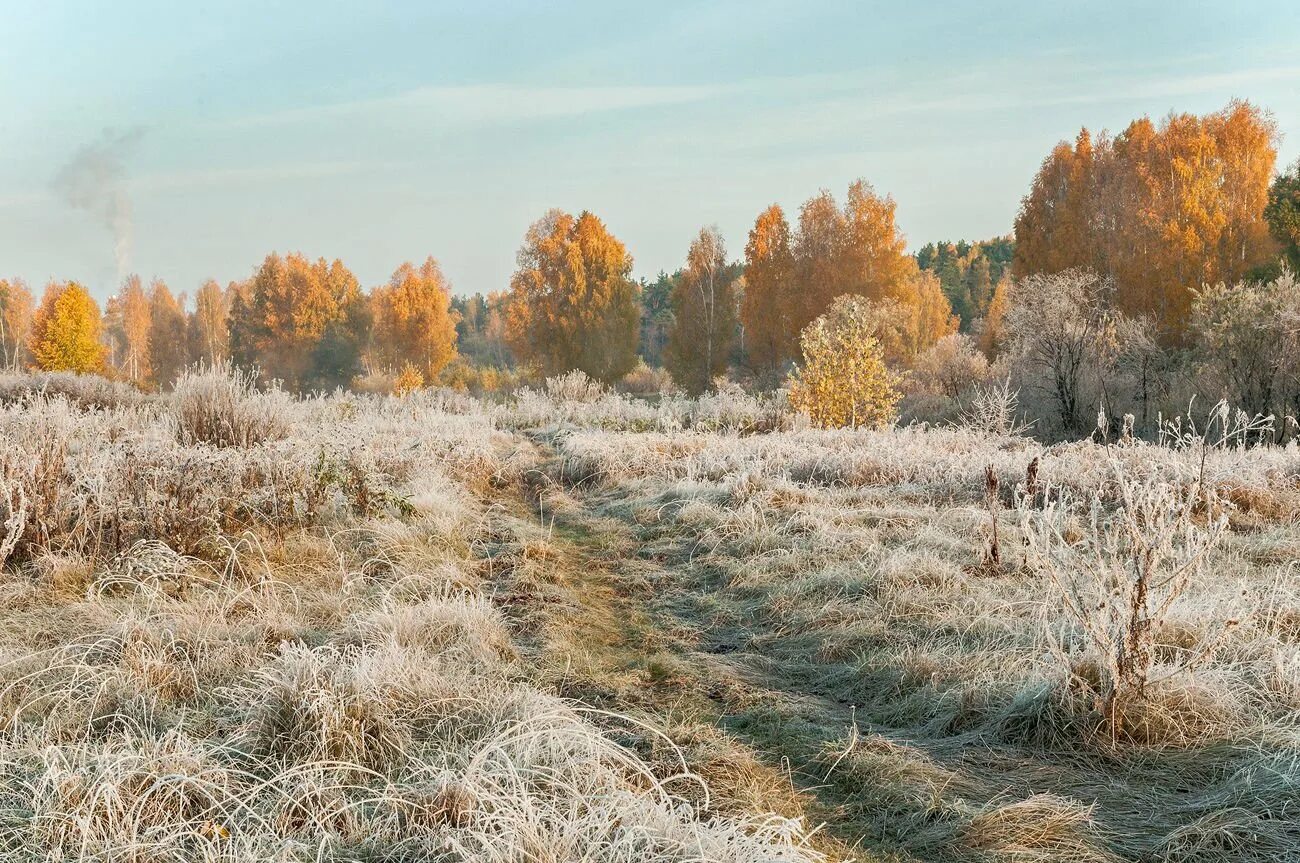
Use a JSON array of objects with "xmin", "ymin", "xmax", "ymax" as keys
[
  {"xmin": 912, "ymin": 334, "xmax": 991, "ymax": 399},
  {"xmin": 618, "ymin": 360, "xmax": 675, "ymax": 397},
  {"xmin": 0, "ymin": 370, "xmax": 148, "ymax": 410},
  {"xmin": 170, "ymin": 364, "xmax": 292, "ymax": 448},
  {"xmin": 788, "ymin": 295, "xmax": 901, "ymax": 429},
  {"xmin": 959, "ymin": 379, "xmax": 1032, "ymax": 436},
  {"xmin": 394, "ymin": 363, "xmax": 425, "ymax": 397},
  {"xmin": 544, "ymin": 369, "xmax": 606, "ymax": 403},
  {"xmin": 1020, "ymin": 465, "xmax": 1233, "ymax": 742}
]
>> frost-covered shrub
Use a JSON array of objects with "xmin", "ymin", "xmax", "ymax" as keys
[{"xmin": 170, "ymin": 364, "xmax": 292, "ymax": 448}]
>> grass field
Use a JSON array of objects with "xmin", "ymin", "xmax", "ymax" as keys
[{"xmin": 1, "ymin": 368, "xmax": 1298, "ymax": 862}]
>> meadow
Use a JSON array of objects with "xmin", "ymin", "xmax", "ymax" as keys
[{"xmin": 1, "ymin": 367, "xmax": 1298, "ymax": 862}]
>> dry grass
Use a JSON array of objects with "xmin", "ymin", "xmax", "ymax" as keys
[
  {"xmin": 0, "ymin": 369, "xmax": 829, "ymax": 863},
  {"xmin": 550, "ymin": 413, "xmax": 1300, "ymax": 860},
  {"xmin": 4, "ymin": 368, "xmax": 1299, "ymax": 861}
]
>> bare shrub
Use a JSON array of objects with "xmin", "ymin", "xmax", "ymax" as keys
[
  {"xmin": 170, "ymin": 363, "xmax": 292, "ymax": 448},
  {"xmin": 959, "ymin": 378, "xmax": 1032, "ymax": 436},
  {"xmin": 545, "ymin": 369, "xmax": 606, "ymax": 403},
  {"xmin": 913, "ymin": 333, "xmax": 991, "ymax": 399},
  {"xmin": 1020, "ymin": 465, "xmax": 1233, "ymax": 741},
  {"xmin": 1003, "ymin": 269, "xmax": 1123, "ymax": 434},
  {"xmin": 619, "ymin": 360, "xmax": 675, "ymax": 397},
  {"xmin": 1192, "ymin": 271, "xmax": 1300, "ymax": 422},
  {"xmin": 0, "ymin": 370, "xmax": 149, "ymax": 410},
  {"xmin": 0, "ymin": 447, "xmax": 27, "ymax": 568}
]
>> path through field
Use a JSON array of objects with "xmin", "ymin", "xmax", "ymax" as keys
[
  {"xmin": 482, "ymin": 432, "xmax": 1069, "ymax": 863},
  {"xmin": 477, "ymin": 429, "xmax": 1290, "ymax": 863}
]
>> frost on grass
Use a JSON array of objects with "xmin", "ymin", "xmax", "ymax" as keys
[
  {"xmin": 0, "ymin": 369, "xmax": 826, "ymax": 863},
  {"xmin": 554, "ymin": 410, "xmax": 1300, "ymax": 859}
]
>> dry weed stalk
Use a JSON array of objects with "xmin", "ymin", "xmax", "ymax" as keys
[
  {"xmin": 982, "ymin": 464, "xmax": 1003, "ymax": 570},
  {"xmin": 1021, "ymin": 464, "xmax": 1233, "ymax": 741}
]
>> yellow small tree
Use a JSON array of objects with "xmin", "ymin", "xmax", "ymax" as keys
[
  {"xmin": 788, "ymin": 294, "xmax": 900, "ymax": 429},
  {"xmin": 29, "ymin": 281, "xmax": 106, "ymax": 373},
  {"xmin": 393, "ymin": 362, "xmax": 424, "ymax": 396}
]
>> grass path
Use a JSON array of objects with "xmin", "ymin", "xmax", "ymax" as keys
[
  {"xmin": 477, "ymin": 433, "xmax": 919, "ymax": 862},
  {"xmin": 475, "ymin": 431, "xmax": 1275, "ymax": 863}
]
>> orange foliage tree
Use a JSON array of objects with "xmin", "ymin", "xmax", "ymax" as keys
[
  {"xmin": 371, "ymin": 257, "xmax": 459, "ymax": 380},
  {"xmin": 29, "ymin": 281, "xmax": 106, "ymax": 373},
  {"xmin": 116, "ymin": 276, "xmax": 152, "ymax": 384},
  {"xmin": 743, "ymin": 180, "xmax": 954, "ymax": 372},
  {"xmin": 0, "ymin": 278, "xmax": 35, "ymax": 370},
  {"xmin": 229, "ymin": 253, "xmax": 367, "ymax": 389},
  {"xmin": 740, "ymin": 205, "xmax": 797, "ymax": 375},
  {"xmin": 1014, "ymin": 100, "xmax": 1278, "ymax": 341},
  {"xmin": 793, "ymin": 190, "xmax": 845, "ymax": 331},
  {"xmin": 666, "ymin": 226, "xmax": 737, "ymax": 395},
  {"xmin": 505, "ymin": 209, "xmax": 640, "ymax": 383}
]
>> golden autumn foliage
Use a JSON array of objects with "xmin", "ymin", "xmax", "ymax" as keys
[
  {"xmin": 788, "ymin": 294, "xmax": 902, "ymax": 429},
  {"xmin": 1014, "ymin": 100, "xmax": 1279, "ymax": 341},
  {"xmin": 228, "ymin": 252, "xmax": 366, "ymax": 388},
  {"xmin": 978, "ymin": 276, "xmax": 1013, "ymax": 357},
  {"xmin": 505, "ymin": 209, "xmax": 640, "ymax": 383},
  {"xmin": 371, "ymin": 257, "xmax": 459, "ymax": 379},
  {"xmin": 840, "ymin": 180, "xmax": 917, "ymax": 306},
  {"xmin": 744, "ymin": 180, "xmax": 954, "ymax": 372},
  {"xmin": 29, "ymin": 281, "xmax": 106, "ymax": 374},
  {"xmin": 741, "ymin": 205, "xmax": 797, "ymax": 375},
  {"xmin": 393, "ymin": 362, "xmax": 425, "ymax": 396},
  {"xmin": 665, "ymin": 226, "xmax": 737, "ymax": 395},
  {"xmin": 116, "ymin": 276, "xmax": 152, "ymax": 384},
  {"xmin": 0, "ymin": 277, "xmax": 35, "ymax": 370},
  {"xmin": 898, "ymin": 270, "xmax": 960, "ymax": 360}
]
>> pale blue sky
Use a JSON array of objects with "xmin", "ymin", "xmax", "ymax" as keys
[{"xmin": 2, "ymin": 1, "xmax": 1298, "ymax": 302}]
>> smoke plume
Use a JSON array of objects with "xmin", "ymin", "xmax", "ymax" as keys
[{"xmin": 51, "ymin": 127, "xmax": 145, "ymax": 283}]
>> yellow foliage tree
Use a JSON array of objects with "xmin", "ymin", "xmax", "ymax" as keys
[
  {"xmin": 840, "ymin": 180, "xmax": 916, "ymax": 304},
  {"xmin": 393, "ymin": 362, "xmax": 424, "ymax": 396},
  {"xmin": 147, "ymin": 280, "xmax": 188, "ymax": 389},
  {"xmin": 371, "ymin": 257, "xmax": 459, "ymax": 379},
  {"xmin": 978, "ymin": 276, "xmax": 1013, "ymax": 356},
  {"xmin": 0, "ymin": 277, "xmax": 35, "ymax": 370},
  {"xmin": 117, "ymin": 276, "xmax": 152, "ymax": 384},
  {"xmin": 788, "ymin": 294, "xmax": 901, "ymax": 429},
  {"xmin": 740, "ymin": 205, "xmax": 797, "ymax": 374},
  {"xmin": 505, "ymin": 209, "xmax": 640, "ymax": 383},
  {"xmin": 29, "ymin": 281, "xmax": 106, "ymax": 373}
]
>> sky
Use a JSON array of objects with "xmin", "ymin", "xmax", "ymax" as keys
[{"xmin": 2, "ymin": 1, "xmax": 1299, "ymax": 303}]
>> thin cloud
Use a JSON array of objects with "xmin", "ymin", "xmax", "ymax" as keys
[
  {"xmin": 212, "ymin": 82, "xmax": 742, "ymax": 132},
  {"xmin": 130, "ymin": 160, "xmax": 389, "ymax": 193}
]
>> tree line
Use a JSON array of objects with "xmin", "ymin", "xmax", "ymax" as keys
[
  {"xmin": 0, "ymin": 254, "xmax": 458, "ymax": 392},
  {"xmin": 0, "ymin": 178, "xmax": 957, "ymax": 396},
  {"xmin": 2, "ymin": 98, "xmax": 1297, "ymax": 433}
]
